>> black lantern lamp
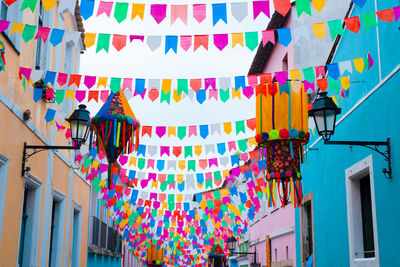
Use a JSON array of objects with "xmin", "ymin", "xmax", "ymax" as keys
[
  {"xmin": 309, "ymin": 92, "xmax": 392, "ymax": 179},
  {"xmin": 225, "ymin": 236, "xmax": 257, "ymax": 265},
  {"xmin": 66, "ymin": 104, "xmax": 91, "ymax": 146},
  {"xmin": 308, "ymin": 91, "xmax": 341, "ymax": 141},
  {"xmin": 22, "ymin": 104, "xmax": 91, "ymax": 176}
]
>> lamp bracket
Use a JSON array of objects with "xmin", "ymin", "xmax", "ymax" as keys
[
  {"xmin": 324, "ymin": 137, "xmax": 392, "ymax": 179},
  {"xmin": 22, "ymin": 142, "xmax": 80, "ymax": 177}
]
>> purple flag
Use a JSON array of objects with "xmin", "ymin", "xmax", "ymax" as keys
[
  {"xmin": 129, "ymin": 35, "xmax": 144, "ymax": 42},
  {"xmin": 253, "ymin": 1, "xmax": 270, "ymax": 19},
  {"xmin": 84, "ymin": 75, "xmax": 96, "ymax": 89},
  {"xmin": 274, "ymin": 71, "xmax": 287, "ymax": 86},
  {"xmin": 213, "ymin": 34, "xmax": 228, "ymax": 51},
  {"xmin": 0, "ymin": 20, "xmax": 10, "ymax": 33},
  {"xmin": 151, "ymin": 4, "xmax": 167, "ymax": 24}
]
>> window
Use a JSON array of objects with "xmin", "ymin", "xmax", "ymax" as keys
[
  {"xmin": 34, "ymin": 0, "xmax": 52, "ymax": 70},
  {"xmin": 300, "ymin": 192, "xmax": 314, "ymax": 267},
  {"xmin": 346, "ymin": 156, "xmax": 379, "ymax": 266},
  {"xmin": 48, "ymin": 191, "xmax": 65, "ymax": 267},
  {"xmin": 71, "ymin": 203, "xmax": 82, "ymax": 267},
  {"xmin": 282, "ymin": 53, "xmax": 288, "ymax": 71},
  {"xmin": 0, "ymin": 0, "xmax": 22, "ymax": 52},
  {"xmin": 18, "ymin": 174, "xmax": 42, "ymax": 267}
]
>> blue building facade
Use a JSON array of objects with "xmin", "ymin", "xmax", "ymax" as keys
[{"xmin": 295, "ymin": 1, "xmax": 400, "ymax": 267}]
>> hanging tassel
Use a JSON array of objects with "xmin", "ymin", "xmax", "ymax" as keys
[
  {"xmin": 108, "ymin": 163, "xmax": 112, "ymax": 189},
  {"xmin": 290, "ymin": 177, "xmax": 294, "ymax": 204},
  {"xmin": 271, "ymin": 179, "xmax": 276, "ymax": 207},
  {"xmin": 135, "ymin": 129, "xmax": 139, "ymax": 151},
  {"xmin": 107, "ymin": 120, "xmax": 112, "ymax": 145},
  {"xmin": 123, "ymin": 120, "xmax": 126, "ymax": 149},
  {"xmin": 294, "ymin": 180, "xmax": 301, "ymax": 207},
  {"xmin": 113, "ymin": 119, "xmax": 117, "ymax": 146},
  {"xmin": 116, "ymin": 121, "xmax": 121, "ymax": 148}
]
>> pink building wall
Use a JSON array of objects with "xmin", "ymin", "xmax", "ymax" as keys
[{"xmin": 249, "ymin": 11, "xmax": 297, "ymax": 267}]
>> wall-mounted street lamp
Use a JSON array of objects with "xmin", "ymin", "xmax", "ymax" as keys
[
  {"xmin": 309, "ymin": 92, "xmax": 392, "ymax": 178},
  {"xmin": 21, "ymin": 104, "xmax": 91, "ymax": 177},
  {"xmin": 226, "ymin": 237, "xmax": 257, "ymax": 266}
]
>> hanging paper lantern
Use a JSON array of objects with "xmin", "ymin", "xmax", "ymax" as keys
[
  {"xmin": 256, "ymin": 81, "xmax": 309, "ymax": 207},
  {"xmin": 91, "ymin": 90, "xmax": 140, "ymax": 188}
]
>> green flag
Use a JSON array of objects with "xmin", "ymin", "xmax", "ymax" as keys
[
  {"xmin": 361, "ymin": 13, "xmax": 378, "ymax": 31},
  {"xmin": 160, "ymin": 90, "xmax": 171, "ymax": 104},
  {"xmin": 327, "ymin": 19, "xmax": 344, "ymax": 41},
  {"xmin": 168, "ymin": 194, "xmax": 175, "ymax": 203},
  {"xmin": 160, "ymin": 181, "xmax": 168, "ymax": 192},
  {"xmin": 302, "ymin": 67, "xmax": 315, "ymax": 83},
  {"xmin": 184, "ymin": 146, "xmax": 192, "ymax": 158},
  {"xmin": 238, "ymin": 139, "xmax": 248, "ymax": 152},
  {"xmin": 214, "ymin": 171, "xmax": 221, "ymax": 182},
  {"xmin": 328, "ymin": 78, "xmax": 340, "ymax": 93},
  {"xmin": 114, "ymin": 2, "xmax": 128, "ymax": 23},
  {"xmin": 188, "ymin": 160, "xmax": 196, "ymax": 172},
  {"xmin": 21, "ymin": 0, "xmax": 37, "ymax": 12},
  {"xmin": 55, "ymin": 90, "xmax": 65, "ymax": 104},
  {"xmin": 21, "ymin": 25, "xmax": 36, "ymax": 43},
  {"xmin": 177, "ymin": 79, "xmax": 188, "ymax": 95},
  {"xmin": 295, "ymin": 0, "xmax": 311, "ymax": 17},
  {"xmin": 219, "ymin": 88, "xmax": 230, "ymax": 103},
  {"xmin": 245, "ymin": 31, "xmax": 258, "ymax": 51},
  {"xmin": 96, "ymin": 33, "xmax": 110, "ymax": 53},
  {"xmin": 206, "ymin": 179, "xmax": 213, "ymax": 189},
  {"xmin": 110, "ymin": 77, "xmax": 121, "ymax": 93},
  {"xmin": 167, "ymin": 174, "xmax": 175, "ymax": 185},
  {"xmin": 168, "ymin": 202, "xmax": 175, "ymax": 211},
  {"xmin": 138, "ymin": 158, "xmax": 145, "ymax": 170},
  {"xmin": 214, "ymin": 190, "xmax": 221, "ymax": 200},
  {"xmin": 83, "ymin": 157, "xmax": 91, "ymax": 168},
  {"xmin": 235, "ymin": 120, "xmax": 245, "ymax": 135},
  {"xmin": 177, "ymin": 126, "xmax": 186, "ymax": 140}
]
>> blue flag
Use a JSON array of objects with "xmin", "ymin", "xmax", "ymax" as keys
[
  {"xmin": 165, "ymin": 35, "xmax": 178, "ymax": 54},
  {"xmin": 277, "ymin": 28, "xmax": 292, "ymax": 47},
  {"xmin": 80, "ymin": 0, "xmax": 95, "ymax": 20},
  {"xmin": 212, "ymin": 3, "xmax": 227, "ymax": 26},
  {"xmin": 135, "ymin": 78, "xmax": 145, "ymax": 95},
  {"xmin": 199, "ymin": 125, "xmax": 209, "ymax": 139},
  {"xmin": 327, "ymin": 63, "xmax": 340, "ymax": 80},
  {"xmin": 196, "ymin": 89, "xmax": 206, "ymax": 104},
  {"xmin": 49, "ymin": 29, "xmax": 64, "ymax": 47},
  {"xmin": 234, "ymin": 75, "xmax": 246, "ymax": 90},
  {"xmin": 44, "ymin": 71, "xmax": 56, "ymax": 86}
]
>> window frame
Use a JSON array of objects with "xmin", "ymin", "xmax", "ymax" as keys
[
  {"xmin": 0, "ymin": 0, "xmax": 22, "ymax": 53},
  {"xmin": 345, "ymin": 155, "xmax": 379, "ymax": 267},
  {"xmin": 300, "ymin": 192, "xmax": 315, "ymax": 267}
]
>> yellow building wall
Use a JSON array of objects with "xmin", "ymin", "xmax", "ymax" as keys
[{"xmin": 0, "ymin": 1, "xmax": 89, "ymax": 266}]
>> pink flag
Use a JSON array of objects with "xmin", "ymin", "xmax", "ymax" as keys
[
  {"xmin": 315, "ymin": 65, "xmax": 326, "ymax": 78},
  {"xmin": 209, "ymin": 89, "xmax": 218, "ymax": 100},
  {"xmin": 0, "ymin": 20, "xmax": 10, "ymax": 33},
  {"xmin": 119, "ymin": 155, "xmax": 128, "ymax": 166},
  {"xmin": 228, "ymin": 141, "xmax": 236, "ymax": 152},
  {"xmin": 262, "ymin": 30, "xmax": 275, "ymax": 46},
  {"xmin": 171, "ymin": 5, "xmax": 188, "ymax": 24},
  {"xmin": 35, "ymin": 27, "xmax": 51, "ymax": 43},
  {"xmin": 394, "ymin": 6, "xmax": 400, "ymax": 22},
  {"xmin": 57, "ymin": 73, "xmax": 68, "ymax": 86},
  {"xmin": 213, "ymin": 34, "xmax": 228, "ymax": 51},
  {"xmin": 97, "ymin": 1, "xmax": 113, "ymax": 17},
  {"xmin": 194, "ymin": 35, "xmax": 208, "ymax": 51},
  {"xmin": 253, "ymin": 1, "xmax": 270, "ymax": 19},
  {"xmin": 180, "ymin": 35, "xmax": 192, "ymax": 51},
  {"xmin": 129, "ymin": 35, "xmax": 144, "ymax": 42},
  {"xmin": 247, "ymin": 75, "xmax": 258, "ymax": 88},
  {"xmin": 160, "ymin": 146, "xmax": 170, "ymax": 156},
  {"xmin": 122, "ymin": 78, "xmax": 133, "ymax": 91},
  {"xmin": 304, "ymin": 80, "xmax": 315, "ymax": 92},
  {"xmin": 188, "ymin": 125, "xmax": 197, "ymax": 137},
  {"xmin": 274, "ymin": 71, "xmax": 287, "ymax": 86},
  {"xmin": 193, "ymin": 4, "xmax": 206, "ymax": 23},
  {"xmin": 151, "ymin": 4, "xmax": 167, "ymax": 24},
  {"xmin": 100, "ymin": 90, "xmax": 109, "ymax": 103},
  {"xmin": 243, "ymin": 86, "xmax": 254, "ymax": 99}
]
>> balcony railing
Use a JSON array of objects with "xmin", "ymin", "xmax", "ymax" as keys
[{"xmin": 88, "ymin": 216, "xmax": 122, "ymax": 257}]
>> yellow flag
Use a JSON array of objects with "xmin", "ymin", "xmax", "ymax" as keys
[
  {"xmin": 232, "ymin": 88, "xmax": 241, "ymax": 99},
  {"xmin": 168, "ymin": 126, "xmax": 176, "ymax": 137},
  {"xmin": 65, "ymin": 90, "xmax": 75, "ymax": 100},
  {"xmin": 312, "ymin": 23, "xmax": 326, "ymax": 39},
  {"xmin": 248, "ymin": 136, "xmax": 257, "ymax": 147},
  {"xmin": 290, "ymin": 69, "xmax": 302, "ymax": 81},
  {"xmin": 151, "ymin": 180, "xmax": 158, "ymax": 189},
  {"xmin": 353, "ymin": 58, "xmax": 364, "ymax": 73},
  {"xmin": 222, "ymin": 170, "xmax": 230, "ymax": 181},
  {"xmin": 232, "ymin": 33, "xmax": 244, "ymax": 47},
  {"xmin": 84, "ymin": 33, "xmax": 96, "ymax": 48},
  {"xmin": 92, "ymin": 160, "xmax": 99, "ymax": 170},
  {"xmin": 162, "ymin": 202, "xmax": 168, "ymax": 210},
  {"xmin": 131, "ymin": 4, "xmax": 145, "ymax": 20},
  {"xmin": 43, "ymin": 0, "xmax": 56, "ymax": 11},
  {"xmin": 331, "ymin": 95, "xmax": 338, "ymax": 105},
  {"xmin": 340, "ymin": 76, "xmax": 350, "ymax": 89},
  {"xmin": 194, "ymin": 145, "xmax": 202, "ymax": 156},
  {"xmin": 99, "ymin": 179, "xmax": 106, "ymax": 187},
  {"xmin": 162, "ymin": 79, "xmax": 172, "ymax": 93},
  {"xmin": 176, "ymin": 174, "xmax": 184, "ymax": 183},
  {"xmin": 123, "ymin": 202, "xmax": 130, "ymax": 211},
  {"xmin": 178, "ymin": 161, "xmax": 186, "ymax": 171},
  {"xmin": 129, "ymin": 156, "xmax": 137, "ymax": 166},
  {"xmin": 223, "ymin": 122, "xmax": 232, "ymax": 134},
  {"xmin": 11, "ymin": 23, "xmax": 24, "ymax": 35},
  {"xmin": 173, "ymin": 89, "xmax": 182, "ymax": 102},
  {"xmin": 176, "ymin": 194, "xmax": 183, "ymax": 202},
  {"xmin": 97, "ymin": 77, "xmax": 107, "ymax": 88},
  {"xmin": 312, "ymin": 0, "xmax": 325, "ymax": 12}
]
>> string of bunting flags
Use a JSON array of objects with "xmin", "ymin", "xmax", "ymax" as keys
[
  {"xmin": 18, "ymin": 52, "xmax": 372, "ymax": 116},
  {"xmin": 131, "ymin": 136, "xmax": 257, "ymax": 159},
  {"xmin": 5, "ymin": 0, "xmax": 372, "ymax": 23},
  {"xmin": 1, "ymin": 6, "xmax": 399, "ymax": 54}
]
